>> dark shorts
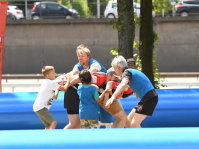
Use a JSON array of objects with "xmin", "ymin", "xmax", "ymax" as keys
[
  {"xmin": 64, "ymin": 85, "xmax": 80, "ymax": 114},
  {"xmin": 134, "ymin": 90, "xmax": 158, "ymax": 116}
]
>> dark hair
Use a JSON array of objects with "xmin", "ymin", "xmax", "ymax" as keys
[{"xmin": 79, "ymin": 69, "xmax": 92, "ymax": 84}]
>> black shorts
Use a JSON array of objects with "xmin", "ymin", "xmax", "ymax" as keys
[
  {"xmin": 134, "ymin": 90, "xmax": 158, "ymax": 116},
  {"xmin": 64, "ymin": 85, "xmax": 80, "ymax": 114}
]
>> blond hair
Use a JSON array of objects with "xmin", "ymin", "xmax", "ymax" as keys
[
  {"xmin": 42, "ymin": 66, "xmax": 54, "ymax": 77},
  {"xmin": 76, "ymin": 44, "xmax": 91, "ymax": 59}
]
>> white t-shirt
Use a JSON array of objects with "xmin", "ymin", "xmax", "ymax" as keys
[
  {"xmin": 33, "ymin": 79, "xmax": 60, "ymax": 112},
  {"xmin": 72, "ymin": 62, "xmax": 102, "ymax": 72}
]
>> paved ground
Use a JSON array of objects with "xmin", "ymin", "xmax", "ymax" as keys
[{"xmin": 2, "ymin": 75, "xmax": 199, "ymax": 92}]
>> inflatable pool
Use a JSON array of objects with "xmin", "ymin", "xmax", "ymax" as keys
[{"xmin": 0, "ymin": 89, "xmax": 199, "ymax": 130}]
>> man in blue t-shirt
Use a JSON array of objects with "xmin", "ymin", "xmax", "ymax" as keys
[
  {"xmin": 105, "ymin": 56, "xmax": 158, "ymax": 128},
  {"xmin": 63, "ymin": 44, "xmax": 113, "ymax": 129}
]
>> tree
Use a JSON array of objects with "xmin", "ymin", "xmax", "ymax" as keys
[
  {"xmin": 117, "ymin": 0, "xmax": 134, "ymax": 58},
  {"xmin": 139, "ymin": 0, "xmax": 155, "ymax": 86}
]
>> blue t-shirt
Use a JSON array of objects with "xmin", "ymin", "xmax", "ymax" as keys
[
  {"xmin": 77, "ymin": 84, "xmax": 100, "ymax": 120},
  {"xmin": 123, "ymin": 69, "xmax": 154, "ymax": 99},
  {"xmin": 76, "ymin": 58, "xmax": 107, "ymax": 73},
  {"xmin": 76, "ymin": 58, "xmax": 113, "ymax": 123}
]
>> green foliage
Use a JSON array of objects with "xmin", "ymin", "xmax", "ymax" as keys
[
  {"xmin": 133, "ymin": 41, "xmax": 142, "ymax": 72},
  {"xmin": 109, "ymin": 13, "xmax": 139, "ymax": 30},
  {"xmin": 153, "ymin": 0, "xmax": 173, "ymax": 15},
  {"xmin": 110, "ymin": 30, "xmax": 166, "ymax": 89},
  {"xmin": 137, "ymin": 0, "xmax": 174, "ymax": 16},
  {"xmin": 58, "ymin": 0, "xmax": 93, "ymax": 18},
  {"xmin": 109, "ymin": 20, "xmax": 118, "ymax": 29},
  {"xmin": 133, "ymin": 32, "xmax": 166, "ymax": 89},
  {"xmin": 108, "ymin": 0, "xmax": 168, "ymax": 89},
  {"xmin": 152, "ymin": 32, "xmax": 167, "ymax": 89},
  {"xmin": 109, "ymin": 20, "xmax": 124, "ymax": 30},
  {"xmin": 110, "ymin": 48, "xmax": 119, "ymax": 56}
]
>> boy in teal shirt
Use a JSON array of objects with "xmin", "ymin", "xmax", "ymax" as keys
[{"xmin": 77, "ymin": 69, "xmax": 100, "ymax": 128}]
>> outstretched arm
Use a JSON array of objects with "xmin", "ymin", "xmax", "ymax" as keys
[
  {"xmin": 105, "ymin": 78, "xmax": 129, "ymax": 108},
  {"xmin": 99, "ymin": 88, "xmax": 112, "ymax": 99},
  {"xmin": 53, "ymin": 89, "xmax": 59, "ymax": 99},
  {"xmin": 58, "ymin": 75, "xmax": 71, "ymax": 92}
]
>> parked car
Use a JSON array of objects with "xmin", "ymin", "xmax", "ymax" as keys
[
  {"xmin": 175, "ymin": 0, "xmax": 199, "ymax": 16},
  {"xmin": 7, "ymin": 5, "xmax": 24, "ymax": 20},
  {"xmin": 31, "ymin": 1, "xmax": 80, "ymax": 20},
  {"xmin": 104, "ymin": 0, "xmax": 155, "ymax": 18}
]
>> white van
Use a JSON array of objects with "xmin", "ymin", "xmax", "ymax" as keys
[{"xmin": 104, "ymin": 0, "xmax": 155, "ymax": 18}]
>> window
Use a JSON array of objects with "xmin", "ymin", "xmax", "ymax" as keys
[
  {"xmin": 40, "ymin": 4, "xmax": 46, "ymax": 9},
  {"xmin": 184, "ymin": 1, "xmax": 199, "ymax": 5},
  {"xmin": 112, "ymin": 3, "xmax": 117, "ymax": 8},
  {"xmin": 48, "ymin": 4, "xmax": 61, "ymax": 11}
]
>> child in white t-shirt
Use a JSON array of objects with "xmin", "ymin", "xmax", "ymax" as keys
[{"xmin": 33, "ymin": 66, "xmax": 69, "ymax": 129}]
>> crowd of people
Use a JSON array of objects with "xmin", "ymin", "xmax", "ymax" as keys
[{"xmin": 33, "ymin": 44, "xmax": 158, "ymax": 129}]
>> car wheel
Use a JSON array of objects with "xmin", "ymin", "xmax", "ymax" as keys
[
  {"xmin": 181, "ymin": 12, "xmax": 188, "ymax": 17},
  {"xmin": 32, "ymin": 15, "xmax": 40, "ymax": 20},
  {"xmin": 65, "ymin": 15, "xmax": 72, "ymax": 19},
  {"xmin": 107, "ymin": 14, "xmax": 115, "ymax": 18}
]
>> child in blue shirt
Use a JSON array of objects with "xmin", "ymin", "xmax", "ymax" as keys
[{"xmin": 77, "ymin": 69, "xmax": 100, "ymax": 128}]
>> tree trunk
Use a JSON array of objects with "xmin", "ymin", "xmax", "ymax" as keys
[
  {"xmin": 139, "ymin": 0, "xmax": 155, "ymax": 86},
  {"xmin": 117, "ymin": 0, "xmax": 134, "ymax": 59}
]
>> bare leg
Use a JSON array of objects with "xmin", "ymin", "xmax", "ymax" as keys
[
  {"xmin": 63, "ymin": 114, "xmax": 81, "ymax": 129},
  {"xmin": 98, "ymin": 83, "xmax": 112, "ymax": 128},
  {"xmin": 127, "ymin": 108, "xmax": 136, "ymax": 123},
  {"xmin": 98, "ymin": 81, "xmax": 127, "ymax": 128},
  {"xmin": 125, "ymin": 118, "xmax": 132, "ymax": 128},
  {"xmin": 130, "ymin": 113, "xmax": 147, "ymax": 128},
  {"xmin": 45, "ymin": 121, "xmax": 57, "ymax": 129},
  {"xmin": 111, "ymin": 119, "xmax": 119, "ymax": 128},
  {"xmin": 112, "ymin": 110, "xmax": 127, "ymax": 128}
]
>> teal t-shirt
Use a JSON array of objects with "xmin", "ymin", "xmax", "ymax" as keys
[{"xmin": 77, "ymin": 84, "xmax": 100, "ymax": 120}]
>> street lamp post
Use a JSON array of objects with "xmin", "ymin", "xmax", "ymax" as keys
[
  {"xmin": 171, "ymin": 0, "xmax": 176, "ymax": 17},
  {"xmin": 25, "ymin": 0, "xmax": 27, "ymax": 19},
  {"xmin": 97, "ymin": 0, "xmax": 100, "ymax": 18}
]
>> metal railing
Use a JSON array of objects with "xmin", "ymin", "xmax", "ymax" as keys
[
  {"xmin": 3, "ymin": 72, "xmax": 199, "ymax": 79},
  {"xmin": 6, "ymin": 1, "xmax": 189, "ymax": 20}
]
